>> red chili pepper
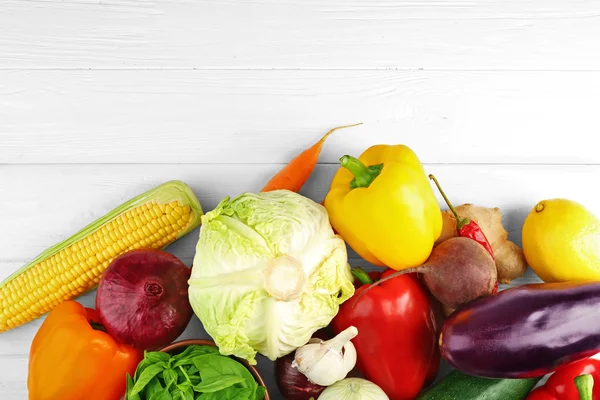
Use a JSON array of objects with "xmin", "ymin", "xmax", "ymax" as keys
[
  {"xmin": 526, "ymin": 357, "xmax": 600, "ymax": 400},
  {"xmin": 429, "ymin": 174, "xmax": 498, "ymax": 293},
  {"xmin": 332, "ymin": 267, "xmax": 441, "ymax": 400}
]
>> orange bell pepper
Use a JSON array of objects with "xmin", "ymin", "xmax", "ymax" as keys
[{"xmin": 28, "ymin": 301, "xmax": 142, "ymax": 400}]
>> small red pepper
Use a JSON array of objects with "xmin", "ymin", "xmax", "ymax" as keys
[
  {"xmin": 429, "ymin": 174, "xmax": 498, "ymax": 293},
  {"xmin": 331, "ymin": 267, "xmax": 441, "ymax": 400},
  {"xmin": 527, "ymin": 358, "xmax": 600, "ymax": 400}
]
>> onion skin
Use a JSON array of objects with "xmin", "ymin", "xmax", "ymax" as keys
[
  {"xmin": 96, "ymin": 249, "xmax": 193, "ymax": 350},
  {"xmin": 275, "ymin": 351, "xmax": 326, "ymax": 400}
]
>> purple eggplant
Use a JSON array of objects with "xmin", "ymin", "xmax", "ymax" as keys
[{"xmin": 440, "ymin": 281, "xmax": 600, "ymax": 379}]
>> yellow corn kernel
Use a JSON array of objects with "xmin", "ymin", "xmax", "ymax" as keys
[{"xmin": 0, "ymin": 195, "xmax": 199, "ymax": 333}]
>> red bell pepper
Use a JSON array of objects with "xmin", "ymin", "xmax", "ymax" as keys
[
  {"xmin": 527, "ymin": 358, "xmax": 600, "ymax": 400},
  {"xmin": 331, "ymin": 267, "xmax": 441, "ymax": 400}
]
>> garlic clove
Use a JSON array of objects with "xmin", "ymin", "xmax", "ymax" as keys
[{"xmin": 292, "ymin": 326, "xmax": 359, "ymax": 386}]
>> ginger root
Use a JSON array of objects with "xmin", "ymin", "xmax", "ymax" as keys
[{"xmin": 435, "ymin": 204, "xmax": 527, "ymax": 284}]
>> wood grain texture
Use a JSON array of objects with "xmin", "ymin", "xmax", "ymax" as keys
[
  {"xmin": 0, "ymin": 0, "xmax": 599, "ymax": 69},
  {"xmin": 2, "ymin": 69, "xmax": 600, "ymax": 164},
  {"xmin": 2, "ymin": 163, "xmax": 599, "ymax": 268}
]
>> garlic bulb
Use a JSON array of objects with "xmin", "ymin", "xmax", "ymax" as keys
[{"xmin": 292, "ymin": 326, "xmax": 358, "ymax": 386}]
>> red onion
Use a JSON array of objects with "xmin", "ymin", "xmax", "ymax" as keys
[
  {"xmin": 96, "ymin": 249, "xmax": 193, "ymax": 350},
  {"xmin": 275, "ymin": 351, "xmax": 326, "ymax": 400}
]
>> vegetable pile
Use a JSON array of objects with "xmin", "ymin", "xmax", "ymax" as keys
[
  {"xmin": 6, "ymin": 123, "xmax": 600, "ymax": 400},
  {"xmin": 126, "ymin": 345, "xmax": 266, "ymax": 400}
]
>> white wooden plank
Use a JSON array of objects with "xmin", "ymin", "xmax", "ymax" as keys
[
  {"xmin": 2, "ymin": 163, "xmax": 599, "ymax": 268},
  {"xmin": 0, "ymin": 0, "xmax": 599, "ymax": 69},
  {"xmin": 2, "ymin": 70, "xmax": 600, "ymax": 164},
  {"xmin": 0, "ymin": 355, "xmax": 27, "ymax": 399}
]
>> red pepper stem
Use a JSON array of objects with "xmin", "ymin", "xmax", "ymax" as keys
[
  {"xmin": 428, "ymin": 174, "xmax": 470, "ymax": 230},
  {"xmin": 352, "ymin": 268, "xmax": 374, "ymax": 285},
  {"xmin": 575, "ymin": 374, "xmax": 594, "ymax": 400},
  {"xmin": 352, "ymin": 266, "xmax": 425, "ymax": 308}
]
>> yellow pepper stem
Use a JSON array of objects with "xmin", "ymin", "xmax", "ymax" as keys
[{"xmin": 340, "ymin": 155, "xmax": 383, "ymax": 189}]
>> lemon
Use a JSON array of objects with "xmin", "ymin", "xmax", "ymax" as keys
[{"xmin": 522, "ymin": 198, "xmax": 600, "ymax": 282}]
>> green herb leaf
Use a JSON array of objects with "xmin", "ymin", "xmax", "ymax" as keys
[
  {"xmin": 149, "ymin": 389, "xmax": 173, "ymax": 400},
  {"xmin": 146, "ymin": 351, "xmax": 171, "ymax": 364},
  {"xmin": 126, "ymin": 374, "xmax": 141, "ymax": 400},
  {"xmin": 192, "ymin": 375, "xmax": 245, "ymax": 393},
  {"xmin": 177, "ymin": 365, "xmax": 192, "ymax": 384},
  {"xmin": 146, "ymin": 377, "xmax": 164, "ymax": 397},
  {"xmin": 131, "ymin": 363, "xmax": 167, "ymax": 396},
  {"xmin": 134, "ymin": 357, "xmax": 153, "ymax": 381},
  {"xmin": 192, "ymin": 355, "xmax": 254, "ymax": 388},
  {"xmin": 162, "ymin": 368, "xmax": 179, "ymax": 389},
  {"xmin": 174, "ymin": 345, "xmax": 219, "ymax": 362},
  {"xmin": 253, "ymin": 385, "xmax": 266, "ymax": 400},
  {"xmin": 172, "ymin": 346, "xmax": 219, "ymax": 368},
  {"xmin": 198, "ymin": 387, "xmax": 253, "ymax": 400},
  {"xmin": 183, "ymin": 385, "xmax": 195, "ymax": 400}
]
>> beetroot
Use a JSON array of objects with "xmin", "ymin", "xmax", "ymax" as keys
[
  {"xmin": 419, "ymin": 237, "xmax": 496, "ymax": 308},
  {"xmin": 357, "ymin": 237, "xmax": 496, "ymax": 309},
  {"xmin": 96, "ymin": 249, "xmax": 193, "ymax": 350}
]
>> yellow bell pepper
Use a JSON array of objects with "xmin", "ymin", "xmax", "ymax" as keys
[{"xmin": 324, "ymin": 145, "xmax": 443, "ymax": 270}]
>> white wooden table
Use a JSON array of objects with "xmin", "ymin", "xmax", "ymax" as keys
[{"xmin": 2, "ymin": 1, "xmax": 600, "ymax": 398}]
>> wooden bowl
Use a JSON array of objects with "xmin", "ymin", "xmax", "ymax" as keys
[{"xmin": 159, "ymin": 339, "xmax": 271, "ymax": 400}]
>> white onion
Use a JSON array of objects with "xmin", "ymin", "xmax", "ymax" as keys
[{"xmin": 318, "ymin": 378, "xmax": 389, "ymax": 400}]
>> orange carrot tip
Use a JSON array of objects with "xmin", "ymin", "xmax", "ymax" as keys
[{"xmin": 261, "ymin": 123, "xmax": 363, "ymax": 193}]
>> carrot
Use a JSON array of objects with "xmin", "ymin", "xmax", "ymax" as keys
[{"xmin": 261, "ymin": 123, "xmax": 362, "ymax": 193}]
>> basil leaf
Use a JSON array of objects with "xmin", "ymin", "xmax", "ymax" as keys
[
  {"xmin": 198, "ymin": 387, "xmax": 253, "ymax": 400},
  {"xmin": 253, "ymin": 385, "xmax": 266, "ymax": 400},
  {"xmin": 131, "ymin": 363, "xmax": 167, "ymax": 396},
  {"xmin": 192, "ymin": 374, "xmax": 245, "ymax": 393},
  {"xmin": 134, "ymin": 357, "xmax": 153, "ymax": 381},
  {"xmin": 172, "ymin": 346, "xmax": 219, "ymax": 368},
  {"xmin": 162, "ymin": 368, "xmax": 178, "ymax": 389},
  {"xmin": 177, "ymin": 381, "xmax": 191, "ymax": 392},
  {"xmin": 192, "ymin": 355, "xmax": 254, "ymax": 388},
  {"xmin": 170, "ymin": 387, "xmax": 183, "ymax": 399},
  {"xmin": 186, "ymin": 365, "xmax": 198, "ymax": 376},
  {"xmin": 126, "ymin": 374, "xmax": 141, "ymax": 400},
  {"xmin": 146, "ymin": 377, "xmax": 164, "ymax": 397},
  {"xmin": 183, "ymin": 385, "xmax": 194, "ymax": 400},
  {"xmin": 149, "ymin": 389, "xmax": 173, "ymax": 400},
  {"xmin": 174, "ymin": 345, "xmax": 219, "ymax": 364},
  {"xmin": 177, "ymin": 365, "xmax": 191, "ymax": 384},
  {"xmin": 146, "ymin": 351, "xmax": 171, "ymax": 364}
]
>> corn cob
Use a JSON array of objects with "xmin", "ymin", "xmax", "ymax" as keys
[{"xmin": 0, "ymin": 180, "xmax": 203, "ymax": 333}]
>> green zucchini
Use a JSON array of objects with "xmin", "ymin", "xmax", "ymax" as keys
[{"xmin": 417, "ymin": 370, "xmax": 541, "ymax": 400}]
